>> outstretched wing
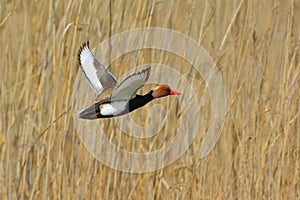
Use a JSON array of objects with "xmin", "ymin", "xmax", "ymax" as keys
[
  {"xmin": 110, "ymin": 67, "xmax": 151, "ymax": 101},
  {"xmin": 78, "ymin": 41, "xmax": 118, "ymax": 96}
]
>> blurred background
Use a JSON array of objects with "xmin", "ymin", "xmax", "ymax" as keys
[{"xmin": 0, "ymin": 0, "xmax": 299, "ymax": 199}]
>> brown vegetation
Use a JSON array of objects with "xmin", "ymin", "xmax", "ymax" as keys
[{"xmin": 0, "ymin": 0, "xmax": 299, "ymax": 199}]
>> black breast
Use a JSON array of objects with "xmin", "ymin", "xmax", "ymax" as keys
[{"xmin": 128, "ymin": 91, "xmax": 154, "ymax": 112}]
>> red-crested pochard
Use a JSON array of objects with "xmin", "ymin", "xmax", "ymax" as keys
[{"xmin": 77, "ymin": 41, "xmax": 181, "ymax": 119}]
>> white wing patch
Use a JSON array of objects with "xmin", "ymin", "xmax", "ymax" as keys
[
  {"xmin": 78, "ymin": 42, "xmax": 103, "ymax": 95},
  {"xmin": 110, "ymin": 67, "xmax": 151, "ymax": 101}
]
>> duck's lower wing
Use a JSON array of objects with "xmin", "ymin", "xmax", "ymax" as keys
[{"xmin": 110, "ymin": 67, "xmax": 151, "ymax": 101}]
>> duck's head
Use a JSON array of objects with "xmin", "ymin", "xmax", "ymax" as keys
[{"xmin": 152, "ymin": 84, "xmax": 181, "ymax": 98}]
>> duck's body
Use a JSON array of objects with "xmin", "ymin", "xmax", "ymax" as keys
[
  {"xmin": 77, "ymin": 41, "xmax": 180, "ymax": 120},
  {"xmin": 79, "ymin": 92, "xmax": 154, "ymax": 119}
]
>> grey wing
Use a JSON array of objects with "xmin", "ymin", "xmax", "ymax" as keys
[
  {"xmin": 93, "ymin": 59, "xmax": 117, "ymax": 90},
  {"xmin": 78, "ymin": 41, "xmax": 118, "ymax": 95},
  {"xmin": 110, "ymin": 67, "xmax": 151, "ymax": 101}
]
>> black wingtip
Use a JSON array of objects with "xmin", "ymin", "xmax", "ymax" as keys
[
  {"xmin": 143, "ymin": 66, "xmax": 151, "ymax": 81},
  {"xmin": 78, "ymin": 41, "xmax": 90, "ymax": 66}
]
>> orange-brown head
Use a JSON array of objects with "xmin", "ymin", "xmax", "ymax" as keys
[{"xmin": 152, "ymin": 84, "xmax": 181, "ymax": 98}]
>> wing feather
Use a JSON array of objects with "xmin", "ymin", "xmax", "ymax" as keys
[
  {"xmin": 78, "ymin": 41, "xmax": 118, "ymax": 95},
  {"xmin": 110, "ymin": 67, "xmax": 151, "ymax": 101}
]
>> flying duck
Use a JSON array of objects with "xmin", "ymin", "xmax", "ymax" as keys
[{"xmin": 77, "ymin": 41, "xmax": 181, "ymax": 119}]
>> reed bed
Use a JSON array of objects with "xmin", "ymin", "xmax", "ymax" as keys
[{"xmin": 0, "ymin": 0, "xmax": 299, "ymax": 199}]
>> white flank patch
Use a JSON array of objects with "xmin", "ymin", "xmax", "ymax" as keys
[
  {"xmin": 100, "ymin": 104, "xmax": 119, "ymax": 116},
  {"xmin": 100, "ymin": 101, "xmax": 129, "ymax": 116}
]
